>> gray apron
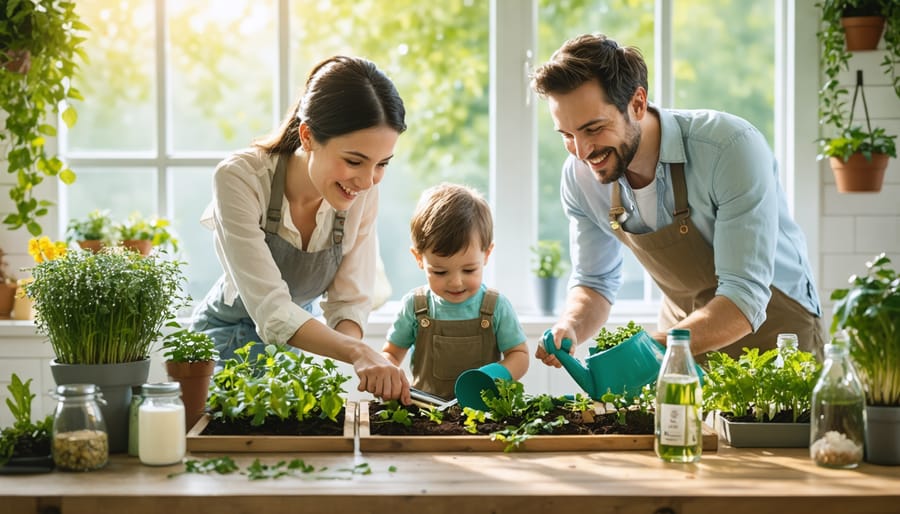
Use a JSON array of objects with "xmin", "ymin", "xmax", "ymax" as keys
[
  {"xmin": 608, "ymin": 163, "xmax": 824, "ymax": 359},
  {"xmin": 191, "ymin": 153, "xmax": 347, "ymax": 362},
  {"xmin": 410, "ymin": 287, "xmax": 501, "ymax": 399}
]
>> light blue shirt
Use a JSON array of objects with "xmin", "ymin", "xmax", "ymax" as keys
[
  {"xmin": 561, "ymin": 106, "xmax": 821, "ymax": 331},
  {"xmin": 387, "ymin": 284, "xmax": 526, "ymax": 352}
]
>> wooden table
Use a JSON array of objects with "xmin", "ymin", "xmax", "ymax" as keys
[{"xmin": 2, "ymin": 445, "xmax": 899, "ymax": 514}]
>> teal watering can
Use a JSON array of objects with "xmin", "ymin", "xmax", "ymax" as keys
[{"xmin": 542, "ymin": 328, "xmax": 666, "ymax": 400}]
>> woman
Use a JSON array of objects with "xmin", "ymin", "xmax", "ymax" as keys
[{"xmin": 191, "ymin": 56, "xmax": 410, "ymax": 403}]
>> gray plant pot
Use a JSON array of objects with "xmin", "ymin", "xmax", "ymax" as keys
[
  {"xmin": 534, "ymin": 276, "xmax": 559, "ymax": 316},
  {"xmin": 717, "ymin": 414, "xmax": 810, "ymax": 448},
  {"xmin": 865, "ymin": 405, "xmax": 900, "ymax": 466},
  {"xmin": 50, "ymin": 359, "xmax": 151, "ymax": 454}
]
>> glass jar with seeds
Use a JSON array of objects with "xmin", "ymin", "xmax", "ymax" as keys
[{"xmin": 52, "ymin": 384, "xmax": 109, "ymax": 471}]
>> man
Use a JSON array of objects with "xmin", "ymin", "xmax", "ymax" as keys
[{"xmin": 531, "ymin": 34, "xmax": 824, "ymax": 364}]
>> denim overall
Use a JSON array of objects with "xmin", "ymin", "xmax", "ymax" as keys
[
  {"xmin": 410, "ymin": 287, "xmax": 501, "ymax": 399},
  {"xmin": 608, "ymin": 163, "xmax": 824, "ymax": 358},
  {"xmin": 191, "ymin": 153, "xmax": 347, "ymax": 362}
]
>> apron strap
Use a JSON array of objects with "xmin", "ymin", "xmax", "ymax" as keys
[
  {"xmin": 413, "ymin": 286, "xmax": 431, "ymax": 327},
  {"xmin": 332, "ymin": 210, "xmax": 347, "ymax": 245},
  {"xmin": 670, "ymin": 163, "xmax": 689, "ymax": 218},
  {"xmin": 265, "ymin": 154, "xmax": 289, "ymax": 235},
  {"xmin": 479, "ymin": 289, "xmax": 499, "ymax": 329}
]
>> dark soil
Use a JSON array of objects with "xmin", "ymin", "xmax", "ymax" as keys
[
  {"xmin": 201, "ymin": 409, "xmax": 346, "ymax": 436},
  {"xmin": 369, "ymin": 403, "xmax": 654, "ymax": 436},
  {"xmin": 10, "ymin": 433, "xmax": 52, "ymax": 458},
  {"xmin": 723, "ymin": 409, "xmax": 811, "ymax": 423}
]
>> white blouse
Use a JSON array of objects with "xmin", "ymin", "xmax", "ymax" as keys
[{"xmin": 199, "ymin": 147, "xmax": 378, "ymax": 344}]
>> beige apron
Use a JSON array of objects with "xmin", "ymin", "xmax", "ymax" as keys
[
  {"xmin": 410, "ymin": 287, "xmax": 502, "ymax": 399},
  {"xmin": 608, "ymin": 163, "xmax": 824, "ymax": 358}
]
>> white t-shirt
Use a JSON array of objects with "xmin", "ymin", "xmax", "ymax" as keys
[
  {"xmin": 199, "ymin": 147, "xmax": 378, "ymax": 343},
  {"xmin": 632, "ymin": 178, "xmax": 658, "ymax": 231}
]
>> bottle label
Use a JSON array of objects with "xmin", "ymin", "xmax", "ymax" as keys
[{"xmin": 659, "ymin": 403, "xmax": 698, "ymax": 446}]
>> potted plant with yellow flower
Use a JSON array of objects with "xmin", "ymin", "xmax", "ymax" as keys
[
  {"xmin": 14, "ymin": 237, "xmax": 69, "ymax": 321},
  {"xmin": 114, "ymin": 212, "xmax": 179, "ymax": 256},
  {"xmin": 24, "ymin": 247, "xmax": 188, "ymax": 453}
]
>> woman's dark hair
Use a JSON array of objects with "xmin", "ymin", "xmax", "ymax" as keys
[
  {"xmin": 531, "ymin": 33, "xmax": 647, "ymax": 115},
  {"xmin": 255, "ymin": 56, "xmax": 406, "ymax": 154}
]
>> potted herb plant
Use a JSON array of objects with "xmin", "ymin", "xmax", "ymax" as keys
[
  {"xmin": 830, "ymin": 253, "xmax": 900, "ymax": 465},
  {"xmin": 65, "ymin": 209, "xmax": 114, "ymax": 252},
  {"xmin": 818, "ymin": 1, "xmax": 899, "ymax": 85},
  {"xmin": 530, "ymin": 239, "xmax": 567, "ymax": 315},
  {"xmin": 161, "ymin": 323, "xmax": 219, "ymax": 430},
  {"xmin": 0, "ymin": 374, "xmax": 53, "ymax": 474},
  {"xmin": 25, "ymin": 247, "xmax": 188, "ymax": 453},
  {"xmin": 0, "ymin": 0, "xmax": 88, "ymax": 235},
  {"xmin": 702, "ymin": 345, "xmax": 821, "ymax": 448},
  {"xmin": 115, "ymin": 212, "xmax": 180, "ymax": 256},
  {"xmin": 817, "ymin": 1, "xmax": 899, "ymax": 192}
]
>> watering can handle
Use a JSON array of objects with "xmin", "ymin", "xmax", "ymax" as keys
[{"xmin": 542, "ymin": 329, "xmax": 574, "ymax": 359}]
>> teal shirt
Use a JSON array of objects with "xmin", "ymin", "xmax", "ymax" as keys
[{"xmin": 387, "ymin": 284, "xmax": 526, "ymax": 353}]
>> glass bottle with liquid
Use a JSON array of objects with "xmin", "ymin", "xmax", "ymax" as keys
[
  {"xmin": 138, "ymin": 382, "xmax": 186, "ymax": 466},
  {"xmin": 655, "ymin": 328, "xmax": 703, "ymax": 463},
  {"xmin": 52, "ymin": 384, "xmax": 109, "ymax": 472},
  {"xmin": 810, "ymin": 334, "xmax": 866, "ymax": 468}
]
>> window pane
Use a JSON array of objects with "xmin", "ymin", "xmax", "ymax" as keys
[
  {"xmin": 67, "ymin": 1, "xmax": 156, "ymax": 153},
  {"xmin": 167, "ymin": 0, "xmax": 276, "ymax": 153},
  {"xmin": 170, "ymin": 168, "xmax": 219, "ymax": 308},
  {"xmin": 64, "ymin": 168, "xmax": 158, "ymax": 222},
  {"xmin": 673, "ymin": 0, "xmax": 775, "ymax": 145},
  {"xmin": 289, "ymin": 0, "xmax": 490, "ymax": 301},
  {"xmin": 537, "ymin": 0, "xmax": 655, "ymax": 302}
]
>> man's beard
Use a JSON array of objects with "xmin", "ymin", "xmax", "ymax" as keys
[{"xmin": 589, "ymin": 118, "xmax": 641, "ymax": 184}]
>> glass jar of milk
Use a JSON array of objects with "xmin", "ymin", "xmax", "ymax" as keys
[{"xmin": 138, "ymin": 382, "xmax": 185, "ymax": 466}]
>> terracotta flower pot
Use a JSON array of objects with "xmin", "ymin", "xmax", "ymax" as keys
[
  {"xmin": 165, "ymin": 360, "xmax": 216, "ymax": 430},
  {"xmin": 0, "ymin": 282, "xmax": 17, "ymax": 319},
  {"xmin": 122, "ymin": 239, "xmax": 152, "ymax": 256},
  {"xmin": 829, "ymin": 153, "xmax": 889, "ymax": 193},
  {"xmin": 840, "ymin": 16, "xmax": 885, "ymax": 51},
  {"xmin": 77, "ymin": 240, "xmax": 104, "ymax": 253}
]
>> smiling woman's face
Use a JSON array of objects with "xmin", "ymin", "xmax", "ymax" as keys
[{"xmin": 303, "ymin": 124, "xmax": 400, "ymax": 210}]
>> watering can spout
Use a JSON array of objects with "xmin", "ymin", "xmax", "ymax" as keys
[{"xmin": 542, "ymin": 330, "xmax": 597, "ymax": 398}]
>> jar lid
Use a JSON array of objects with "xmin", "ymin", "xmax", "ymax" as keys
[
  {"xmin": 56, "ymin": 383, "xmax": 99, "ymax": 397},
  {"xmin": 142, "ymin": 382, "xmax": 181, "ymax": 396}
]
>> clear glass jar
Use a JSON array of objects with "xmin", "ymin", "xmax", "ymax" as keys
[
  {"xmin": 774, "ymin": 333, "xmax": 799, "ymax": 368},
  {"xmin": 810, "ymin": 337, "xmax": 866, "ymax": 469},
  {"xmin": 52, "ymin": 383, "xmax": 109, "ymax": 471},
  {"xmin": 138, "ymin": 382, "xmax": 185, "ymax": 466},
  {"xmin": 655, "ymin": 328, "xmax": 703, "ymax": 463}
]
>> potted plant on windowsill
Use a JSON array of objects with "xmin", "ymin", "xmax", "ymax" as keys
[
  {"xmin": 65, "ymin": 209, "xmax": 114, "ymax": 253},
  {"xmin": 703, "ymin": 346, "xmax": 821, "ymax": 448},
  {"xmin": 530, "ymin": 239, "xmax": 567, "ymax": 316},
  {"xmin": 24, "ymin": 247, "xmax": 188, "ymax": 453},
  {"xmin": 161, "ymin": 323, "xmax": 219, "ymax": 430},
  {"xmin": 0, "ymin": 0, "xmax": 88, "ymax": 235},
  {"xmin": 830, "ymin": 253, "xmax": 900, "ymax": 465},
  {"xmin": 0, "ymin": 249, "xmax": 18, "ymax": 319},
  {"xmin": 115, "ymin": 212, "xmax": 179, "ymax": 256}
]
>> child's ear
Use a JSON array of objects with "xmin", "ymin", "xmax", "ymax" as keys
[
  {"xmin": 410, "ymin": 247, "xmax": 424, "ymax": 269},
  {"xmin": 483, "ymin": 242, "xmax": 495, "ymax": 264}
]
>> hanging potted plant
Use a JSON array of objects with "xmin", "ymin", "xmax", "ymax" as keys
[{"xmin": 0, "ymin": 0, "xmax": 88, "ymax": 236}]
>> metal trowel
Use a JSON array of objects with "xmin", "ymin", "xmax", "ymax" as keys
[{"xmin": 409, "ymin": 387, "xmax": 458, "ymax": 411}]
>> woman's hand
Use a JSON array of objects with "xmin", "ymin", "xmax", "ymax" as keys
[{"xmin": 353, "ymin": 347, "xmax": 411, "ymax": 404}]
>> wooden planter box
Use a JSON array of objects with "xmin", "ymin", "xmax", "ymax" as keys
[
  {"xmin": 716, "ymin": 413, "xmax": 809, "ymax": 448},
  {"xmin": 186, "ymin": 402, "xmax": 356, "ymax": 453},
  {"xmin": 357, "ymin": 402, "xmax": 717, "ymax": 453}
]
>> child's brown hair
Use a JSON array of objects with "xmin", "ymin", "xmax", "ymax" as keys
[{"xmin": 410, "ymin": 183, "xmax": 493, "ymax": 256}]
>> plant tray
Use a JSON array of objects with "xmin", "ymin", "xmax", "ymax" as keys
[
  {"xmin": 357, "ymin": 402, "xmax": 718, "ymax": 452},
  {"xmin": 186, "ymin": 402, "xmax": 356, "ymax": 453},
  {"xmin": 717, "ymin": 414, "xmax": 809, "ymax": 448}
]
